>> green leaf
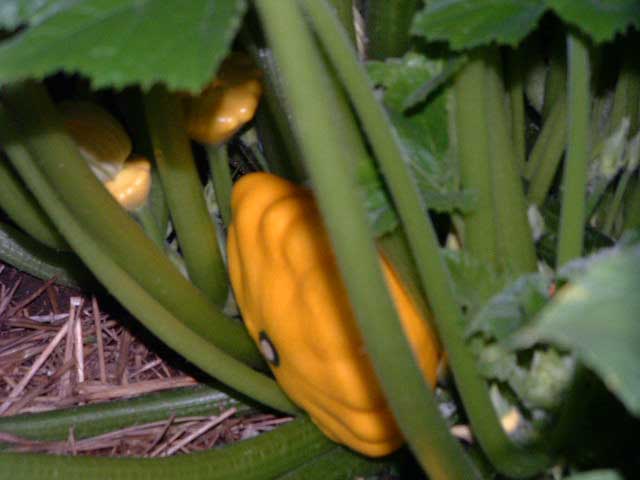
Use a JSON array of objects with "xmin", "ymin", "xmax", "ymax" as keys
[
  {"xmin": 511, "ymin": 348, "xmax": 575, "ymax": 409},
  {"xmin": 565, "ymin": 471, "xmax": 624, "ymax": 480},
  {"xmin": 516, "ymin": 244, "xmax": 640, "ymax": 416},
  {"xmin": 548, "ymin": 0, "xmax": 640, "ymax": 43},
  {"xmin": 411, "ymin": 0, "xmax": 546, "ymax": 50},
  {"xmin": 0, "ymin": 0, "xmax": 247, "ymax": 92},
  {"xmin": 368, "ymin": 53, "xmax": 470, "ymax": 213},
  {"xmin": 0, "ymin": 0, "xmax": 64, "ymax": 30},
  {"xmin": 368, "ymin": 53, "xmax": 443, "ymax": 112},
  {"xmin": 467, "ymin": 273, "xmax": 552, "ymax": 341},
  {"xmin": 444, "ymin": 249, "xmax": 506, "ymax": 320}
]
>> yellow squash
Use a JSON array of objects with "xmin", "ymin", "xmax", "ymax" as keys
[
  {"xmin": 185, "ymin": 52, "xmax": 262, "ymax": 144},
  {"xmin": 60, "ymin": 101, "xmax": 152, "ymax": 211},
  {"xmin": 104, "ymin": 156, "xmax": 152, "ymax": 211},
  {"xmin": 227, "ymin": 172, "xmax": 441, "ymax": 457}
]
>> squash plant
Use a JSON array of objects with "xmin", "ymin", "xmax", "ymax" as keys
[{"xmin": 0, "ymin": 1, "xmax": 639, "ymax": 479}]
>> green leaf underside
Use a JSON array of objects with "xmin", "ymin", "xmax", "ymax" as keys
[
  {"xmin": 548, "ymin": 0, "xmax": 640, "ymax": 42},
  {"xmin": 411, "ymin": 0, "xmax": 546, "ymax": 49},
  {"xmin": 0, "ymin": 0, "xmax": 247, "ymax": 92},
  {"xmin": 368, "ymin": 54, "xmax": 469, "ymax": 214},
  {"xmin": 516, "ymin": 244, "xmax": 640, "ymax": 417},
  {"xmin": 565, "ymin": 471, "xmax": 624, "ymax": 480},
  {"xmin": 0, "ymin": 0, "xmax": 71, "ymax": 30}
]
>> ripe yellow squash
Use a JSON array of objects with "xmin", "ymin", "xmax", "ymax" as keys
[{"xmin": 227, "ymin": 172, "xmax": 441, "ymax": 457}]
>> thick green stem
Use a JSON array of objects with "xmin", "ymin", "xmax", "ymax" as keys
[
  {"xmin": 557, "ymin": 32, "xmax": 591, "ymax": 267},
  {"xmin": 262, "ymin": 1, "xmax": 480, "ymax": 478},
  {"xmin": 144, "ymin": 86, "xmax": 228, "ymax": 306},
  {"xmin": 327, "ymin": 0, "xmax": 355, "ymax": 45},
  {"xmin": 485, "ymin": 48, "xmax": 537, "ymax": 275},
  {"xmin": 525, "ymin": 96, "xmax": 567, "ymax": 207},
  {"xmin": 297, "ymin": 2, "xmax": 553, "ymax": 476},
  {"xmin": 364, "ymin": 0, "xmax": 420, "ymax": 59},
  {"xmin": 207, "ymin": 145, "xmax": 233, "ymax": 228},
  {"xmin": 542, "ymin": 27, "xmax": 567, "ymax": 121},
  {"xmin": 506, "ymin": 48, "xmax": 526, "ymax": 172},
  {"xmin": 1, "ymin": 82, "xmax": 264, "ymax": 369},
  {"xmin": 0, "ymin": 418, "xmax": 332, "ymax": 480},
  {"xmin": 0, "ymin": 386, "xmax": 246, "ymax": 443},
  {"xmin": 453, "ymin": 53, "xmax": 499, "ymax": 268},
  {"xmin": 0, "ymin": 105, "xmax": 293, "ymax": 413},
  {"xmin": 0, "ymin": 157, "xmax": 68, "ymax": 250},
  {"xmin": 0, "ymin": 220, "xmax": 94, "ymax": 289}
]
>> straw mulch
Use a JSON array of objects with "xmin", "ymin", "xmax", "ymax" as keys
[{"xmin": 0, "ymin": 261, "xmax": 290, "ymax": 457}]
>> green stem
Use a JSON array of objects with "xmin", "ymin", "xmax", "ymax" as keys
[
  {"xmin": 144, "ymin": 86, "xmax": 228, "ymax": 306},
  {"xmin": 297, "ymin": 2, "xmax": 553, "ymax": 476},
  {"xmin": 277, "ymin": 446, "xmax": 389, "ymax": 479},
  {"xmin": 364, "ymin": 0, "xmax": 420, "ymax": 59},
  {"xmin": 485, "ymin": 47, "xmax": 537, "ymax": 275},
  {"xmin": 132, "ymin": 203, "xmax": 165, "ymax": 248},
  {"xmin": 557, "ymin": 31, "xmax": 591, "ymax": 267},
  {"xmin": 1, "ymin": 82, "xmax": 264, "ymax": 369},
  {"xmin": 526, "ymin": 100, "xmax": 568, "ymax": 207},
  {"xmin": 0, "ymin": 156, "xmax": 68, "ymax": 250},
  {"xmin": 0, "ymin": 220, "xmax": 95, "ymax": 289},
  {"xmin": 0, "ymin": 386, "xmax": 247, "ymax": 443},
  {"xmin": 327, "ymin": 0, "xmax": 355, "ymax": 46},
  {"xmin": 542, "ymin": 26, "xmax": 567, "ymax": 121},
  {"xmin": 506, "ymin": 48, "xmax": 526, "ymax": 172},
  {"xmin": 207, "ymin": 145, "xmax": 233, "ymax": 228},
  {"xmin": 261, "ymin": 1, "xmax": 480, "ymax": 478},
  {"xmin": 452, "ymin": 52, "xmax": 499, "ymax": 268},
  {"xmin": 603, "ymin": 136, "xmax": 640, "ymax": 236},
  {"xmin": 0, "ymin": 418, "xmax": 332, "ymax": 480},
  {"xmin": 622, "ymin": 175, "xmax": 640, "ymax": 231}
]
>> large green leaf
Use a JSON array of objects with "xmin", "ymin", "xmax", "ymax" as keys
[
  {"xmin": 548, "ymin": 0, "xmax": 640, "ymax": 42},
  {"xmin": 411, "ymin": 0, "xmax": 546, "ymax": 50},
  {"xmin": 0, "ymin": 0, "xmax": 247, "ymax": 92},
  {"xmin": 516, "ymin": 244, "xmax": 640, "ymax": 416}
]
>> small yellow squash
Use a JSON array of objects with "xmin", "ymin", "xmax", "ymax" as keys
[
  {"xmin": 104, "ymin": 156, "xmax": 152, "ymax": 211},
  {"xmin": 185, "ymin": 52, "xmax": 263, "ymax": 144},
  {"xmin": 60, "ymin": 101, "xmax": 152, "ymax": 211},
  {"xmin": 227, "ymin": 172, "xmax": 441, "ymax": 457}
]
